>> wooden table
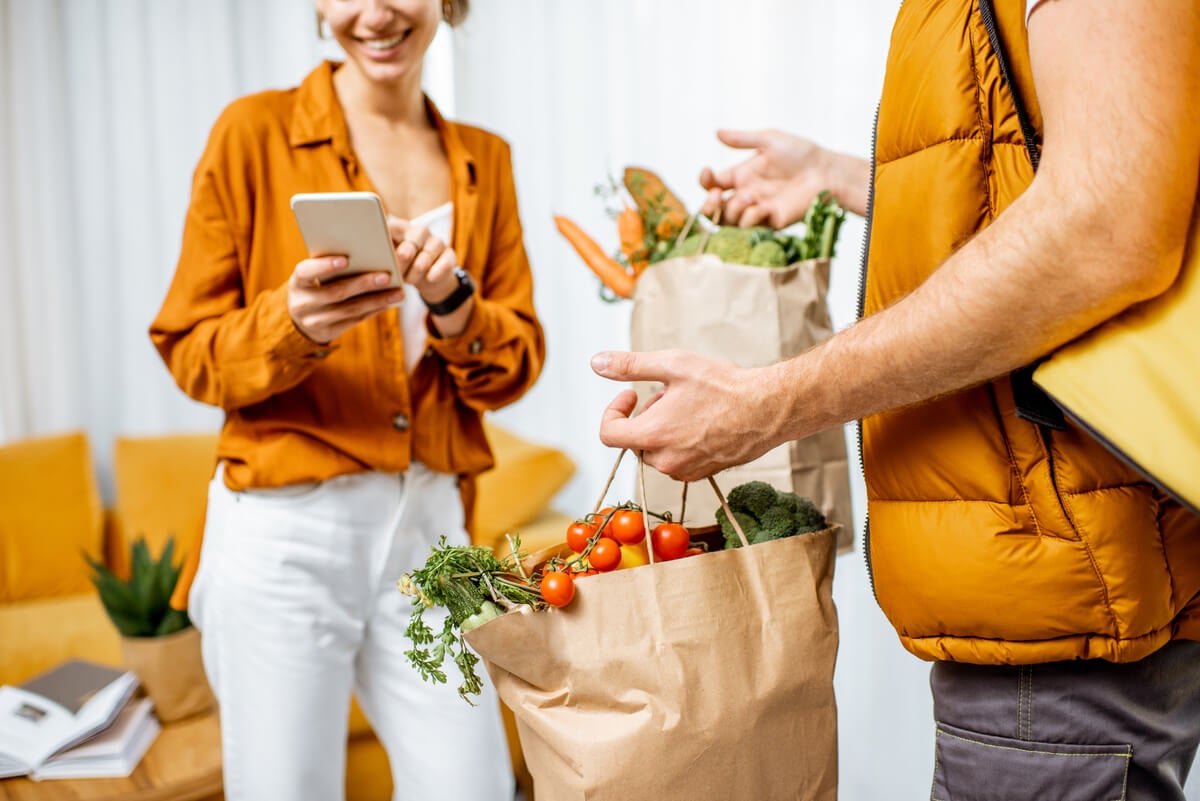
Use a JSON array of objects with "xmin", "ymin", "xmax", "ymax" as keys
[{"xmin": 0, "ymin": 710, "xmax": 222, "ymax": 801}]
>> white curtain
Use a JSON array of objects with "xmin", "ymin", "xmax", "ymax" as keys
[
  {"xmin": 6, "ymin": 2, "xmax": 1195, "ymax": 799},
  {"xmin": 0, "ymin": 0, "xmax": 453, "ymax": 495}
]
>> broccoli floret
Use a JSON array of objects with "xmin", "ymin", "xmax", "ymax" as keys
[
  {"xmin": 718, "ymin": 509, "xmax": 760, "ymax": 550},
  {"xmin": 776, "ymin": 491, "xmax": 828, "ymax": 533},
  {"xmin": 726, "ymin": 480, "xmax": 779, "ymax": 520},
  {"xmin": 754, "ymin": 506, "xmax": 798, "ymax": 543},
  {"xmin": 748, "ymin": 240, "xmax": 787, "ymax": 267},
  {"xmin": 718, "ymin": 482, "xmax": 828, "ymax": 549},
  {"xmin": 663, "ymin": 233, "xmax": 705, "ymax": 260},
  {"xmin": 704, "ymin": 227, "xmax": 754, "ymax": 264}
]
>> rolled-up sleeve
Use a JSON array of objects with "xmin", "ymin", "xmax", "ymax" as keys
[
  {"xmin": 149, "ymin": 116, "xmax": 327, "ymax": 411},
  {"xmin": 427, "ymin": 145, "xmax": 545, "ymax": 410}
]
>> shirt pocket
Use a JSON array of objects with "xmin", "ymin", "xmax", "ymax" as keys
[{"xmin": 933, "ymin": 722, "xmax": 1131, "ymax": 801}]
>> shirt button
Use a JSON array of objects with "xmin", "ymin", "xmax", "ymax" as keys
[
  {"xmin": 312, "ymin": 350, "xmax": 331, "ymax": 359},
  {"xmin": 391, "ymin": 414, "xmax": 410, "ymax": 432},
  {"xmin": 424, "ymin": 346, "xmax": 435, "ymax": 359},
  {"xmin": 468, "ymin": 338, "xmax": 483, "ymax": 356}
]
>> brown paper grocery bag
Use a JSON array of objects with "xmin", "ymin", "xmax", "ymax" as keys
[
  {"xmin": 465, "ymin": 522, "xmax": 839, "ymax": 801},
  {"xmin": 631, "ymin": 255, "xmax": 853, "ymax": 551}
]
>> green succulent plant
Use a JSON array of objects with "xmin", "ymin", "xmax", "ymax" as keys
[{"xmin": 86, "ymin": 536, "xmax": 192, "ymax": 638}]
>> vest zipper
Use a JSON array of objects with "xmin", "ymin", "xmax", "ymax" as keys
[
  {"xmin": 856, "ymin": 103, "xmax": 881, "ymax": 605},
  {"xmin": 977, "ymin": 0, "xmax": 1040, "ymax": 171}
]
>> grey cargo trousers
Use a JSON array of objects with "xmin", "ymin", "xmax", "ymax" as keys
[{"xmin": 930, "ymin": 639, "xmax": 1200, "ymax": 801}]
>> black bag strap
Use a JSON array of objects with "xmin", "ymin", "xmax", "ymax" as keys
[{"xmin": 978, "ymin": 0, "xmax": 1068, "ymax": 430}]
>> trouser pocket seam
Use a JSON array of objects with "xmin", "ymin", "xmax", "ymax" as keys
[
  {"xmin": 933, "ymin": 724, "xmax": 1131, "ymax": 801},
  {"xmin": 937, "ymin": 727, "xmax": 1132, "ymax": 760}
]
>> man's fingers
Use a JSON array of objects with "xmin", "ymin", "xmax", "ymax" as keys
[
  {"xmin": 717, "ymin": 128, "xmax": 768, "ymax": 152},
  {"xmin": 591, "ymin": 350, "xmax": 681, "ymax": 383},
  {"xmin": 738, "ymin": 205, "xmax": 770, "ymax": 229},
  {"xmin": 699, "ymin": 166, "xmax": 729, "ymax": 191},
  {"xmin": 598, "ymin": 389, "xmax": 640, "ymax": 449},
  {"xmin": 722, "ymin": 192, "xmax": 755, "ymax": 226},
  {"xmin": 701, "ymin": 187, "xmax": 726, "ymax": 220}
]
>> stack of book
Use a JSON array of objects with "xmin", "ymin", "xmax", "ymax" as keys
[{"xmin": 0, "ymin": 659, "xmax": 160, "ymax": 780}]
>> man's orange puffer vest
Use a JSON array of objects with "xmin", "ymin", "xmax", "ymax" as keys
[{"xmin": 862, "ymin": 0, "xmax": 1200, "ymax": 664}]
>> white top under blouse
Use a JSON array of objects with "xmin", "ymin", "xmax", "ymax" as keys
[{"xmin": 400, "ymin": 202, "xmax": 454, "ymax": 373}]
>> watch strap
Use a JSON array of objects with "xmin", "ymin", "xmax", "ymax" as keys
[{"xmin": 424, "ymin": 268, "xmax": 476, "ymax": 316}]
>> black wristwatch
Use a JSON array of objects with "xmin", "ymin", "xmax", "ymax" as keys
[{"xmin": 423, "ymin": 268, "xmax": 476, "ymax": 316}]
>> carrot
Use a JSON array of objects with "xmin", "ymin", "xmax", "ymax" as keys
[
  {"xmin": 617, "ymin": 205, "xmax": 646, "ymax": 262},
  {"xmin": 623, "ymin": 167, "xmax": 689, "ymax": 228},
  {"xmin": 554, "ymin": 215, "xmax": 635, "ymax": 299}
]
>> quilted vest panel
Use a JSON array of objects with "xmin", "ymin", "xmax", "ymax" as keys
[{"xmin": 862, "ymin": 0, "xmax": 1200, "ymax": 664}]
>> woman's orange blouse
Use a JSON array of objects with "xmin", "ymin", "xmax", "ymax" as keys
[{"xmin": 151, "ymin": 61, "xmax": 544, "ymax": 492}]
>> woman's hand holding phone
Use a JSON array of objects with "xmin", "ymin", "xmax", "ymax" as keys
[{"xmin": 287, "ymin": 257, "xmax": 404, "ymax": 345}]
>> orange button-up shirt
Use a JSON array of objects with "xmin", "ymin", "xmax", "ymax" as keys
[{"xmin": 151, "ymin": 61, "xmax": 545, "ymax": 493}]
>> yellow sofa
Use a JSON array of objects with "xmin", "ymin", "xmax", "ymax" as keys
[{"xmin": 0, "ymin": 426, "xmax": 575, "ymax": 800}]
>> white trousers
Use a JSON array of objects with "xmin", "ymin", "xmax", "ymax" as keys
[{"xmin": 190, "ymin": 464, "xmax": 514, "ymax": 801}]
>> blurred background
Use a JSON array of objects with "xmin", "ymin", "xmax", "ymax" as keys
[{"xmin": 0, "ymin": 1, "xmax": 942, "ymax": 798}]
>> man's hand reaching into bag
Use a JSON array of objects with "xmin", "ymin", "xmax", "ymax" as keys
[
  {"xmin": 591, "ymin": 349, "xmax": 785, "ymax": 482},
  {"xmin": 700, "ymin": 129, "xmax": 870, "ymax": 228}
]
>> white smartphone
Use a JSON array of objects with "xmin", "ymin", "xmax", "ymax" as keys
[{"xmin": 290, "ymin": 191, "xmax": 401, "ymax": 288}]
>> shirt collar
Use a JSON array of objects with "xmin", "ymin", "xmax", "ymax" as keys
[{"xmin": 289, "ymin": 60, "xmax": 477, "ymax": 192}]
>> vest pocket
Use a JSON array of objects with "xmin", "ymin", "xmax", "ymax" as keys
[{"xmin": 932, "ymin": 723, "xmax": 1130, "ymax": 801}]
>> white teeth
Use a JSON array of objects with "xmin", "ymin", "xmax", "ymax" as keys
[{"xmin": 364, "ymin": 34, "xmax": 404, "ymax": 50}]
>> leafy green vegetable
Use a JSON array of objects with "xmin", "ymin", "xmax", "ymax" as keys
[
  {"xmin": 399, "ymin": 535, "xmax": 542, "ymax": 703},
  {"xmin": 659, "ymin": 192, "xmax": 848, "ymax": 267}
]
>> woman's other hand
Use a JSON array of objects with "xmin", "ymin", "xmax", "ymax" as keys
[
  {"xmin": 287, "ymin": 257, "xmax": 404, "ymax": 344},
  {"xmin": 388, "ymin": 216, "xmax": 474, "ymax": 337},
  {"xmin": 387, "ymin": 217, "xmax": 459, "ymax": 303},
  {"xmin": 700, "ymin": 129, "xmax": 869, "ymax": 227}
]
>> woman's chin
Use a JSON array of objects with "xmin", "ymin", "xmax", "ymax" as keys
[{"xmin": 353, "ymin": 58, "xmax": 418, "ymax": 87}]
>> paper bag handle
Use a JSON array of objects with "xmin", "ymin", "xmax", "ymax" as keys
[
  {"xmin": 592, "ymin": 448, "xmax": 752, "ymax": 565},
  {"xmin": 672, "ymin": 207, "xmax": 721, "ymax": 258}
]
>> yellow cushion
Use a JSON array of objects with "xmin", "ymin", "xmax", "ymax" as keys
[
  {"xmin": 0, "ymin": 591, "xmax": 122, "ymax": 686},
  {"xmin": 109, "ymin": 433, "xmax": 218, "ymax": 580},
  {"xmin": 473, "ymin": 423, "xmax": 575, "ymax": 546},
  {"xmin": 0, "ymin": 431, "xmax": 104, "ymax": 602}
]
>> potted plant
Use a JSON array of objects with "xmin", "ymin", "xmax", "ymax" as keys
[{"xmin": 86, "ymin": 536, "xmax": 214, "ymax": 722}]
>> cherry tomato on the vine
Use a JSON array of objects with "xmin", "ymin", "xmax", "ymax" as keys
[
  {"xmin": 610, "ymin": 509, "xmax": 646, "ymax": 545},
  {"xmin": 594, "ymin": 506, "xmax": 617, "ymax": 538},
  {"xmin": 684, "ymin": 546, "xmax": 706, "ymax": 558},
  {"xmin": 566, "ymin": 521, "xmax": 597, "ymax": 553},
  {"xmin": 651, "ymin": 522, "xmax": 690, "ymax": 561},
  {"xmin": 589, "ymin": 537, "xmax": 622, "ymax": 572},
  {"xmin": 540, "ymin": 571, "xmax": 576, "ymax": 608}
]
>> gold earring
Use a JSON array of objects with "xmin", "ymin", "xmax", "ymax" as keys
[
  {"xmin": 315, "ymin": 11, "xmax": 330, "ymax": 40},
  {"xmin": 442, "ymin": 1, "xmax": 452, "ymax": 22}
]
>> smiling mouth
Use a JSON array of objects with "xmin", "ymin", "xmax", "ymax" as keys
[{"xmin": 359, "ymin": 32, "xmax": 409, "ymax": 50}]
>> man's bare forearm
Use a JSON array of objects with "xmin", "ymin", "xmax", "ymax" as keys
[{"xmin": 766, "ymin": 179, "xmax": 1189, "ymax": 447}]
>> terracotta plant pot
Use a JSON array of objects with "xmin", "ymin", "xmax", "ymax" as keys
[{"xmin": 120, "ymin": 626, "xmax": 215, "ymax": 723}]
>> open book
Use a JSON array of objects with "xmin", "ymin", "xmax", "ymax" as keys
[
  {"xmin": 0, "ymin": 660, "xmax": 139, "ymax": 778},
  {"xmin": 33, "ymin": 697, "xmax": 160, "ymax": 780}
]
